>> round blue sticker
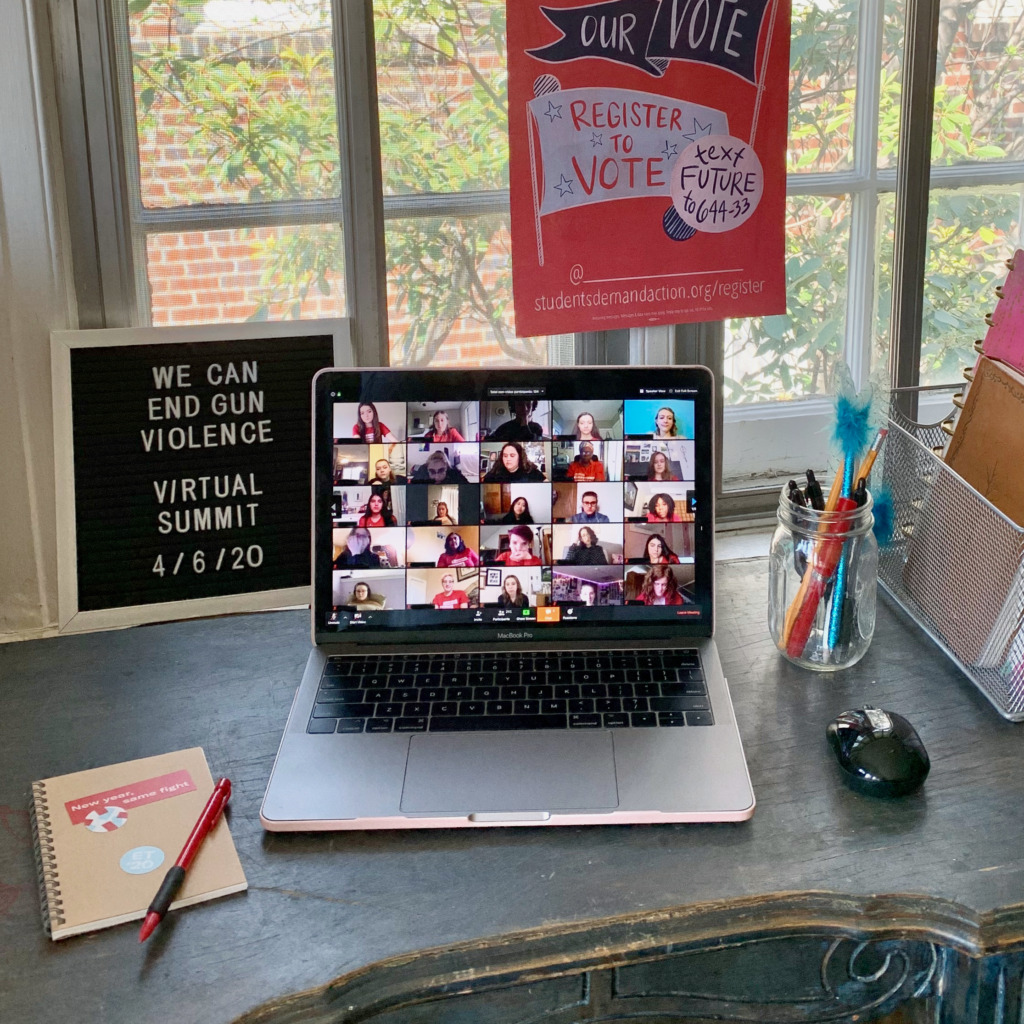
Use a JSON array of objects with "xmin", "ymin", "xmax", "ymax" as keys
[{"xmin": 120, "ymin": 846, "xmax": 165, "ymax": 875}]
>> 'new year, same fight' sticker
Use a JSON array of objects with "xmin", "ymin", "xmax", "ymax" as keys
[{"xmin": 66, "ymin": 770, "xmax": 196, "ymax": 831}]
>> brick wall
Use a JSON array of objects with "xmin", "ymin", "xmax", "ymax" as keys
[{"xmin": 146, "ymin": 225, "xmax": 346, "ymax": 326}]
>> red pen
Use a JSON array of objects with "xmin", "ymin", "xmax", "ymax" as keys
[{"xmin": 139, "ymin": 777, "xmax": 232, "ymax": 942}]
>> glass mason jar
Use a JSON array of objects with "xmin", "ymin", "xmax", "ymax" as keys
[{"xmin": 768, "ymin": 484, "xmax": 878, "ymax": 671}]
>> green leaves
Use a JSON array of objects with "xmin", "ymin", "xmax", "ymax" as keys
[
  {"xmin": 374, "ymin": 0, "xmax": 509, "ymax": 195},
  {"xmin": 786, "ymin": 0, "xmax": 858, "ymax": 173},
  {"xmin": 727, "ymin": 196, "xmax": 851, "ymax": 402},
  {"xmin": 129, "ymin": 0, "xmax": 340, "ymax": 205}
]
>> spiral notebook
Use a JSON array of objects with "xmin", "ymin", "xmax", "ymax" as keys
[{"xmin": 30, "ymin": 748, "xmax": 247, "ymax": 940}]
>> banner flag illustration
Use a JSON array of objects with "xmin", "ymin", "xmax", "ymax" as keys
[
  {"xmin": 527, "ymin": 0, "xmax": 666, "ymax": 75},
  {"xmin": 509, "ymin": 0, "xmax": 790, "ymax": 336},
  {"xmin": 529, "ymin": 87, "xmax": 728, "ymax": 215},
  {"xmin": 527, "ymin": 86, "xmax": 728, "ymax": 263},
  {"xmin": 528, "ymin": 0, "xmax": 774, "ymax": 83}
]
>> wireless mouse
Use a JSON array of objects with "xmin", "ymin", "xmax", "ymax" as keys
[{"xmin": 826, "ymin": 707, "xmax": 930, "ymax": 798}]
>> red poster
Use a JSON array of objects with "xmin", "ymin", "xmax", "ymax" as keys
[{"xmin": 508, "ymin": 0, "xmax": 790, "ymax": 337}]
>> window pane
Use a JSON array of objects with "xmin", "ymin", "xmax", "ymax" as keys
[
  {"xmin": 385, "ymin": 213, "xmax": 568, "ymax": 366},
  {"xmin": 875, "ymin": 188, "xmax": 1021, "ymax": 385},
  {"xmin": 788, "ymin": 0, "xmax": 860, "ymax": 173},
  {"xmin": 127, "ymin": 0, "xmax": 340, "ymax": 208},
  {"xmin": 921, "ymin": 189, "xmax": 1020, "ymax": 382},
  {"xmin": 874, "ymin": 191, "xmax": 894, "ymax": 377},
  {"xmin": 374, "ymin": 1, "xmax": 508, "ymax": 195},
  {"xmin": 878, "ymin": 0, "xmax": 905, "ymax": 168},
  {"xmin": 146, "ymin": 223, "xmax": 346, "ymax": 325},
  {"xmin": 725, "ymin": 195, "xmax": 852, "ymax": 403},
  {"xmin": 932, "ymin": 0, "xmax": 1024, "ymax": 164}
]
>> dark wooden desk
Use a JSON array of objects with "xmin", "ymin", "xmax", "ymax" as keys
[{"xmin": 1, "ymin": 559, "xmax": 1023, "ymax": 1024}]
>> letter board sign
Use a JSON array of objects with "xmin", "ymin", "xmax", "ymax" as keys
[{"xmin": 51, "ymin": 320, "xmax": 351, "ymax": 633}]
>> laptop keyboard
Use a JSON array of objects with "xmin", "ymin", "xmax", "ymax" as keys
[{"xmin": 306, "ymin": 650, "xmax": 713, "ymax": 734}]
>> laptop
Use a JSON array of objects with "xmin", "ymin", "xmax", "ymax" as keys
[{"xmin": 261, "ymin": 366, "xmax": 754, "ymax": 829}]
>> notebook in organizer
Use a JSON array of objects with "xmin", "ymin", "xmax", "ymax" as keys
[
  {"xmin": 30, "ymin": 747, "xmax": 247, "ymax": 940},
  {"xmin": 944, "ymin": 355, "xmax": 1024, "ymax": 527}
]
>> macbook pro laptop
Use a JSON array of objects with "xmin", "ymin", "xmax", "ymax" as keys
[{"xmin": 261, "ymin": 367, "xmax": 754, "ymax": 829}]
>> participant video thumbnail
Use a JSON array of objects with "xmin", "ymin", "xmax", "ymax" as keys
[
  {"xmin": 481, "ymin": 482, "xmax": 551, "ymax": 525},
  {"xmin": 406, "ymin": 401, "xmax": 477, "ymax": 442},
  {"xmin": 406, "ymin": 525, "xmax": 480, "ymax": 568},
  {"xmin": 552, "ymin": 440, "xmax": 623, "ymax": 482},
  {"xmin": 368, "ymin": 443, "xmax": 407, "ymax": 484},
  {"xmin": 551, "ymin": 482, "xmax": 623, "ymax": 524},
  {"xmin": 479, "ymin": 523, "xmax": 551, "ymax": 566},
  {"xmin": 479, "ymin": 400, "xmax": 551, "ymax": 441},
  {"xmin": 406, "ymin": 567, "xmax": 479, "ymax": 609},
  {"xmin": 333, "ymin": 402, "xmax": 406, "ymax": 443},
  {"xmin": 405, "ymin": 484, "xmax": 478, "ymax": 525},
  {"xmin": 624, "ymin": 482, "xmax": 695, "ymax": 522},
  {"xmin": 347, "ymin": 486, "xmax": 404, "ymax": 527},
  {"xmin": 623, "ymin": 521, "xmax": 694, "ymax": 563},
  {"xmin": 622, "ymin": 440, "xmax": 694, "ymax": 481},
  {"xmin": 332, "ymin": 485, "xmax": 373, "ymax": 525},
  {"xmin": 624, "ymin": 563, "xmax": 696, "ymax": 604},
  {"xmin": 407, "ymin": 442, "xmax": 479, "ymax": 483},
  {"xmin": 479, "ymin": 565, "xmax": 549, "ymax": 608},
  {"xmin": 333, "ymin": 445, "xmax": 369, "ymax": 485},
  {"xmin": 332, "ymin": 569, "xmax": 406, "ymax": 610},
  {"xmin": 331, "ymin": 526, "xmax": 406, "ymax": 569},
  {"xmin": 551, "ymin": 566, "xmax": 624, "ymax": 606},
  {"xmin": 623, "ymin": 399, "xmax": 695, "ymax": 440},
  {"xmin": 551, "ymin": 523, "xmax": 624, "ymax": 565},
  {"xmin": 480, "ymin": 441, "xmax": 549, "ymax": 482},
  {"xmin": 551, "ymin": 400, "xmax": 623, "ymax": 440}
]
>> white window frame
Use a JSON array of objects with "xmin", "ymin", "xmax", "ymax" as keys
[
  {"xmin": 724, "ymin": 0, "xmax": 1024, "ymax": 494},
  {"xmin": 51, "ymin": 0, "xmax": 1009, "ymax": 514}
]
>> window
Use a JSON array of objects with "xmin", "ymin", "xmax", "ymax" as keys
[
  {"xmin": 721, "ymin": 0, "xmax": 906, "ymax": 488},
  {"xmin": 55, "ymin": 0, "xmax": 981, "ymax": 499},
  {"xmin": 372, "ymin": 1, "xmax": 572, "ymax": 367},
  {"xmin": 113, "ymin": 0, "xmax": 347, "ymax": 326},
  {"xmin": 915, "ymin": 0, "xmax": 1024, "ymax": 389}
]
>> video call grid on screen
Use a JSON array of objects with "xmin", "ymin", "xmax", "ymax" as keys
[{"xmin": 316, "ymin": 375, "xmax": 711, "ymax": 636}]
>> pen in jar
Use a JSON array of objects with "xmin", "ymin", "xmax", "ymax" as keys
[{"xmin": 804, "ymin": 470, "xmax": 825, "ymax": 511}]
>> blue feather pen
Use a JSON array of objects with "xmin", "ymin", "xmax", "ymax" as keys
[
  {"xmin": 825, "ymin": 393, "xmax": 873, "ymax": 654},
  {"xmin": 826, "ymin": 459, "xmax": 856, "ymax": 651},
  {"xmin": 872, "ymin": 485, "xmax": 896, "ymax": 548}
]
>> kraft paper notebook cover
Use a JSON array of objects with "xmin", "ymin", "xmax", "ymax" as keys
[
  {"xmin": 30, "ymin": 748, "xmax": 247, "ymax": 940},
  {"xmin": 944, "ymin": 355, "xmax": 1024, "ymax": 527}
]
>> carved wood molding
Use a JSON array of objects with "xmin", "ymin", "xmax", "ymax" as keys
[{"xmin": 232, "ymin": 891, "xmax": 1024, "ymax": 1024}]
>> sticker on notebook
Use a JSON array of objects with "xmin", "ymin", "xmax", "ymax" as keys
[
  {"xmin": 120, "ymin": 846, "xmax": 165, "ymax": 874},
  {"xmin": 85, "ymin": 806, "xmax": 128, "ymax": 833},
  {"xmin": 66, "ymin": 769, "xmax": 196, "ymax": 829}
]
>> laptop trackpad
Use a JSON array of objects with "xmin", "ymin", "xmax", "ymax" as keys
[{"xmin": 400, "ymin": 732, "xmax": 619, "ymax": 813}]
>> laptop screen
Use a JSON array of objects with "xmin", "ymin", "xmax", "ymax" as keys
[{"xmin": 312, "ymin": 368, "xmax": 714, "ymax": 644}]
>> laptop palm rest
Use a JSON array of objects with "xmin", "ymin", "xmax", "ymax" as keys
[{"xmin": 400, "ymin": 732, "xmax": 619, "ymax": 813}]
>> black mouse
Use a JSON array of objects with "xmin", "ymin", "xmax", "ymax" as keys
[{"xmin": 826, "ymin": 707, "xmax": 930, "ymax": 798}]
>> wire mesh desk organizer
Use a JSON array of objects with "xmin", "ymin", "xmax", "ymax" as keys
[{"xmin": 878, "ymin": 386, "xmax": 1024, "ymax": 721}]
